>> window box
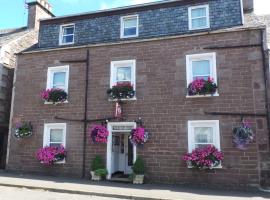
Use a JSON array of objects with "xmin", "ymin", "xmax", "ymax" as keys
[
  {"xmin": 41, "ymin": 88, "xmax": 68, "ymax": 104},
  {"xmin": 188, "ymin": 5, "xmax": 210, "ymax": 30},
  {"xmin": 107, "ymin": 82, "xmax": 135, "ymax": 100},
  {"xmin": 186, "ymin": 53, "xmax": 218, "ymax": 97},
  {"xmin": 121, "ymin": 15, "xmax": 139, "ymax": 38},
  {"xmin": 59, "ymin": 24, "xmax": 75, "ymax": 45}
]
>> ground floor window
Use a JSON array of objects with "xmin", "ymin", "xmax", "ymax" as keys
[
  {"xmin": 187, "ymin": 120, "xmax": 220, "ymax": 152},
  {"xmin": 43, "ymin": 123, "xmax": 66, "ymax": 147}
]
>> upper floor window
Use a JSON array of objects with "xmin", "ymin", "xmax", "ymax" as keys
[
  {"xmin": 59, "ymin": 24, "xmax": 75, "ymax": 45},
  {"xmin": 43, "ymin": 123, "xmax": 66, "ymax": 148},
  {"xmin": 121, "ymin": 15, "xmax": 139, "ymax": 38},
  {"xmin": 47, "ymin": 66, "xmax": 69, "ymax": 92},
  {"xmin": 188, "ymin": 5, "xmax": 210, "ymax": 30},
  {"xmin": 186, "ymin": 52, "xmax": 217, "ymax": 90},
  {"xmin": 188, "ymin": 120, "xmax": 220, "ymax": 153},
  {"xmin": 110, "ymin": 60, "xmax": 136, "ymax": 88}
]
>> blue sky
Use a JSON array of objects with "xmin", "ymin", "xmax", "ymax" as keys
[{"xmin": 0, "ymin": 0, "xmax": 269, "ymax": 29}]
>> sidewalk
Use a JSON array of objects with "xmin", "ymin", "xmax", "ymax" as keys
[{"xmin": 0, "ymin": 172, "xmax": 268, "ymax": 200}]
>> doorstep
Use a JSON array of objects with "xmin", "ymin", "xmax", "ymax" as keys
[{"xmin": 0, "ymin": 172, "xmax": 268, "ymax": 200}]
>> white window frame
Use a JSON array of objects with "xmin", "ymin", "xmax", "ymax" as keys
[
  {"xmin": 59, "ymin": 24, "xmax": 75, "ymax": 45},
  {"xmin": 110, "ymin": 60, "xmax": 136, "ymax": 91},
  {"xmin": 188, "ymin": 4, "xmax": 210, "ymax": 30},
  {"xmin": 186, "ymin": 52, "xmax": 218, "ymax": 97},
  {"xmin": 46, "ymin": 65, "xmax": 69, "ymax": 93},
  {"xmin": 43, "ymin": 123, "xmax": 67, "ymax": 148},
  {"xmin": 188, "ymin": 120, "xmax": 221, "ymax": 153},
  {"xmin": 120, "ymin": 15, "xmax": 139, "ymax": 38}
]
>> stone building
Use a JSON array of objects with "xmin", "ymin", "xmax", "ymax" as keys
[
  {"xmin": 0, "ymin": 0, "xmax": 53, "ymax": 169},
  {"xmin": 6, "ymin": 0, "xmax": 270, "ymax": 188}
]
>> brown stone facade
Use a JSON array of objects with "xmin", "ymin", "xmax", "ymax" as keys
[{"xmin": 7, "ymin": 29, "xmax": 269, "ymax": 188}]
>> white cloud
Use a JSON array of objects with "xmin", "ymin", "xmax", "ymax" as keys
[
  {"xmin": 99, "ymin": 0, "xmax": 158, "ymax": 10},
  {"xmin": 254, "ymin": 0, "xmax": 270, "ymax": 15}
]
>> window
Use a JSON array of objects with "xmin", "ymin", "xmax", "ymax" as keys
[
  {"xmin": 59, "ymin": 24, "xmax": 75, "ymax": 45},
  {"xmin": 43, "ymin": 123, "xmax": 66, "ymax": 148},
  {"xmin": 110, "ymin": 60, "xmax": 136, "ymax": 89},
  {"xmin": 47, "ymin": 66, "xmax": 69, "ymax": 92},
  {"xmin": 186, "ymin": 52, "xmax": 217, "ymax": 87},
  {"xmin": 121, "ymin": 15, "xmax": 139, "ymax": 38},
  {"xmin": 188, "ymin": 120, "xmax": 220, "ymax": 153},
  {"xmin": 188, "ymin": 5, "xmax": 210, "ymax": 30}
]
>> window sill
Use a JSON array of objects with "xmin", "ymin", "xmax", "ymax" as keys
[
  {"xmin": 121, "ymin": 35, "xmax": 138, "ymax": 39},
  {"xmin": 44, "ymin": 101, "xmax": 68, "ymax": 105},
  {"xmin": 59, "ymin": 42, "xmax": 74, "ymax": 46},
  {"xmin": 41, "ymin": 159, "xmax": 66, "ymax": 165},
  {"xmin": 187, "ymin": 164, "xmax": 222, "ymax": 169},
  {"xmin": 108, "ymin": 97, "xmax": 137, "ymax": 102},
  {"xmin": 186, "ymin": 93, "xmax": 219, "ymax": 98}
]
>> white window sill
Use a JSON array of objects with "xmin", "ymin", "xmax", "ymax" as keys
[
  {"xmin": 186, "ymin": 93, "xmax": 219, "ymax": 98},
  {"xmin": 187, "ymin": 164, "xmax": 222, "ymax": 169},
  {"xmin": 189, "ymin": 26, "xmax": 210, "ymax": 31},
  {"xmin": 121, "ymin": 35, "xmax": 138, "ymax": 39},
  {"xmin": 44, "ymin": 101, "xmax": 69, "ymax": 105},
  {"xmin": 59, "ymin": 42, "xmax": 74, "ymax": 46},
  {"xmin": 108, "ymin": 97, "xmax": 137, "ymax": 102},
  {"xmin": 41, "ymin": 159, "xmax": 66, "ymax": 165}
]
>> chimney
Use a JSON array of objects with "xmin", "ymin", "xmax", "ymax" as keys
[
  {"xmin": 242, "ymin": 0, "xmax": 254, "ymax": 13},
  {"xmin": 26, "ymin": 0, "xmax": 54, "ymax": 29}
]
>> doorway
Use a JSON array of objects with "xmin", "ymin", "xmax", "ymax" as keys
[
  {"xmin": 0, "ymin": 126, "xmax": 8, "ymax": 169},
  {"xmin": 107, "ymin": 122, "xmax": 136, "ymax": 180}
]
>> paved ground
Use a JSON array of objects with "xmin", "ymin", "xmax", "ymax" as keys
[{"xmin": 0, "ymin": 186, "xmax": 127, "ymax": 200}]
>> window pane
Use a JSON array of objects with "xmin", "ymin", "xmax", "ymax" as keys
[
  {"xmin": 192, "ymin": 60, "xmax": 210, "ymax": 80},
  {"xmin": 53, "ymin": 72, "xmax": 66, "ymax": 88},
  {"xmin": 195, "ymin": 144, "xmax": 209, "ymax": 149},
  {"xmin": 194, "ymin": 127, "xmax": 213, "ymax": 143},
  {"xmin": 50, "ymin": 129, "xmax": 63, "ymax": 143},
  {"xmin": 62, "ymin": 35, "xmax": 74, "ymax": 44},
  {"xmin": 124, "ymin": 27, "xmax": 137, "ymax": 36},
  {"xmin": 191, "ymin": 8, "xmax": 206, "ymax": 18},
  {"xmin": 63, "ymin": 26, "xmax": 74, "ymax": 35},
  {"xmin": 117, "ymin": 67, "xmax": 131, "ymax": 82},
  {"xmin": 192, "ymin": 18, "xmax": 207, "ymax": 28},
  {"xmin": 124, "ymin": 18, "xmax": 137, "ymax": 28}
]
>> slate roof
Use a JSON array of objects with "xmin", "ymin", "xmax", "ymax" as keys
[{"xmin": 0, "ymin": 27, "xmax": 28, "ymax": 47}]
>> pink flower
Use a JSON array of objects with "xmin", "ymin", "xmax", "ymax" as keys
[
  {"xmin": 36, "ymin": 145, "xmax": 66, "ymax": 165},
  {"xmin": 89, "ymin": 125, "xmax": 109, "ymax": 143}
]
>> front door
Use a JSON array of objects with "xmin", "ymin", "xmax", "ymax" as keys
[{"xmin": 107, "ymin": 122, "xmax": 136, "ymax": 179}]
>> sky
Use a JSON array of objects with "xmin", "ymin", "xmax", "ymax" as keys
[{"xmin": 0, "ymin": 0, "xmax": 269, "ymax": 29}]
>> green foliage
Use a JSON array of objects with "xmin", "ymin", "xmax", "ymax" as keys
[
  {"xmin": 94, "ymin": 168, "xmax": 108, "ymax": 177},
  {"xmin": 132, "ymin": 156, "xmax": 145, "ymax": 175},
  {"xmin": 91, "ymin": 155, "xmax": 105, "ymax": 171}
]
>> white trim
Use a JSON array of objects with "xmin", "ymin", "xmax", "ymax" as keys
[
  {"xmin": 186, "ymin": 52, "xmax": 218, "ymax": 96},
  {"xmin": 110, "ymin": 59, "xmax": 136, "ymax": 90},
  {"xmin": 43, "ymin": 123, "xmax": 67, "ymax": 148},
  {"xmin": 120, "ymin": 15, "xmax": 139, "ymax": 38},
  {"xmin": 59, "ymin": 24, "xmax": 75, "ymax": 46},
  {"xmin": 240, "ymin": 0, "xmax": 244, "ymax": 25},
  {"xmin": 106, "ymin": 122, "xmax": 137, "ymax": 179},
  {"xmin": 187, "ymin": 120, "xmax": 220, "ymax": 153},
  {"xmin": 188, "ymin": 4, "xmax": 210, "ymax": 30},
  {"xmin": 46, "ymin": 65, "xmax": 69, "ymax": 93}
]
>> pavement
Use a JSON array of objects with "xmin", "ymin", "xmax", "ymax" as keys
[{"xmin": 0, "ymin": 172, "xmax": 269, "ymax": 200}]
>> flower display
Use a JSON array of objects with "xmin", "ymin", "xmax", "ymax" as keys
[
  {"xmin": 14, "ymin": 122, "xmax": 33, "ymax": 138},
  {"xmin": 36, "ymin": 145, "xmax": 66, "ymax": 165},
  {"xmin": 233, "ymin": 121, "xmax": 254, "ymax": 150},
  {"xmin": 41, "ymin": 88, "xmax": 68, "ymax": 104},
  {"xmin": 183, "ymin": 145, "xmax": 224, "ymax": 170},
  {"xmin": 129, "ymin": 127, "xmax": 148, "ymax": 146},
  {"xmin": 90, "ymin": 125, "xmax": 109, "ymax": 143},
  {"xmin": 107, "ymin": 82, "xmax": 135, "ymax": 100},
  {"xmin": 188, "ymin": 77, "xmax": 217, "ymax": 96}
]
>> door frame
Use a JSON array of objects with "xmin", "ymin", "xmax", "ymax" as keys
[{"xmin": 106, "ymin": 122, "xmax": 136, "ymax": 179}]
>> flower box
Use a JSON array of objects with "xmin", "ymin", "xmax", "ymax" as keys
[
  {"xmin": 107, "ymin": 82, "xmax": 135, "ymax": 100},
  {"xmin": 14, "ymin": 122, "xmax": 32, "ymax": 138},
  {"xmin": 41, "ymin": 88, "xmax": 68, "ymax": 104},
  {"xmin": 187, "ymin": 77, "xmax": 218, "ymax": 97},
  {"xmin": 183, "ymin": 145, "xmax": 223, "ymax": 170},
  {"xmin": 36, "ymin": 145, "xmax": 67, "ymax": 165}
]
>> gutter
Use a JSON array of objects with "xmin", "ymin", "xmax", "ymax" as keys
[{"xmin": 20, "ymin": 26, "xmax": 266, "ymax": 55}]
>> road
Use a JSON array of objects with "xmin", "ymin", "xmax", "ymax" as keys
[{"xmin": 0, "ymin": 186, "xmax": 127, "ymax": 200}]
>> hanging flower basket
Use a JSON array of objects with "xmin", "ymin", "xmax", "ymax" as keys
[
  {"xmin": 41, "ymin": 88, "xmax": 68, "ymax": 104},
  {"xmin": 233, "ymin": 121, "xmax": 254, "ymax": 150},
  {"xmin": 187, "ymin": 77, "xmax": 217, "ymax": 96},
  {"xmin": 129, "ymin": 127, "xmax": 149, "ymax": 146},
  {"xmin": 14, "ymin": 122, "xmax": 33, "ymax": 138},
  {"xmin": 107, "ymin": 82, "xmax": 135, "ymax": 100},
  {"xmin": 183, "ymin": 145, "xmax": 224, "ymax": 170},
  {"xmin": 89, "ymin": 125, "xmax": 109, "ymax": 143},
  {"xmin": 36, "ymin": 145, "xmax": 67, "ymax": 165}
]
